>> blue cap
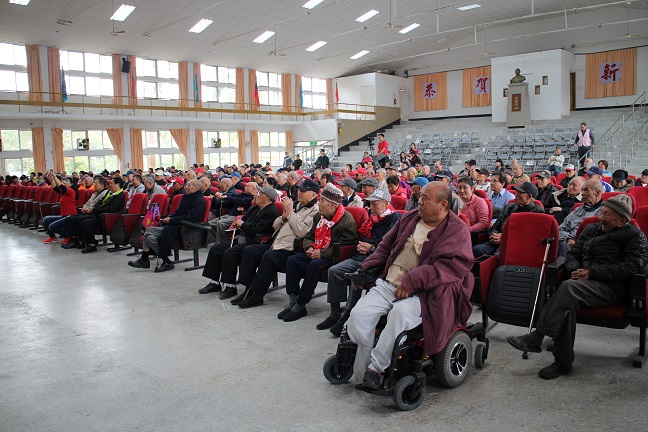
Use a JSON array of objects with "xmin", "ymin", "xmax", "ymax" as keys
[
  {"xmin": 230, "ymin": 171, "xmax": 241, "ymax": 178},
  {"xmin": 586, "ymin": 167, "xmax": 604, "ymax": 176},
  {"xmin": 408, "ymin": 177, "xmax": 429, "ymax": 187}
]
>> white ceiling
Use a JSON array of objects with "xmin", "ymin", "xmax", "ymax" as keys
[{"xmin": 0, "ymin": 0, "xmax": 646, "ymax": 78}]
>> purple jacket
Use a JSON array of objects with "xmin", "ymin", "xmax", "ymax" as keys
[{"xmin": 363, "ymin": 209, "xmax": 474, "ymax": 355}]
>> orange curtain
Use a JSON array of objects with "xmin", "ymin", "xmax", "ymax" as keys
[
  {"xmin": 235, "ymin": 67, "xmax": 245, "ymax": 110},
  {"xmin": 170, "ymin": 129, "xmax": 189, "ymax": 159},
  {"xmin": 112, "ymin": 54, "xmax": 123, "ymax": 105},
  {"xmin": 462, "ymin": 66, "xmax": 492, "ymax": 108},
  {"xmin": 237, "ymin": 130, "xmax": 246, "ymax": 164},
  {"xmin": 47, "ymin": 47, "xmax": 62, "ymax": 103},
  {"xmin": 106, "ymin": 128, "xmax": 124, "ymax": 162},
  {"xmin": 127, "ymin": 55, "xmax": 137, "ymax": 105},
  {"xmin": 326, "ymin": 78, "xmax": 334, "ymax": 110},
  {"xmin": 193, "ymin": 63, "xmax": 202, "ymax": 108},
  {"xmin": 178, "ymin": 61, "xmax": 188, "ymax": 108},
  {"xmin": 294, "ymin": 74, "xmax": 302, "ymax": 111},
  {"xmin": 282, "ymin": 73, "xmax": 292, "ymax": 111},
  {"xmin": 585, "ymin": 48, "xmax": 636, "ymax": 99},
  {"xmin": 130, "ymin": 128, "xmax": 143, "ymax": 169},
  {"xmin": 26, "ymin": 45, "xmax": 43, "ymax": 102},
  {"xmin": 248, "ymin": 69, "xmax": 259, "ymax": 110},
  {"xmin": 250, "ymin": 130, "xmax": 259, "ymax": 164},
  {"xmin": 195, "ymin": 129, "xmax": 204, "ymax": 165},
  {"xmin": 51, "ymin": 128, "xmax": 64, "ymax": 172},
  {"xmin": 31, "ymin": 127, "xmax": 46, "ymax": 172},
  {"xmin": 413, "ymin": 72, "xmax": 448, "ymax": 111},
  {"xmin": 285, "ymin": 130, "xmax": 293, "ymax": 152}
]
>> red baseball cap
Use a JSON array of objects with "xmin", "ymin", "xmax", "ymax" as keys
[
  {"xmin": 356, "ymin": 168, "xmax": 367, "ymax": 176},
  {"xmin": 195, "ymin": 168, "xmax": 204, "ymax": 174},
  {"xmin": 171, "ymin": 177, "xmax": 185, "ymax": 186}
]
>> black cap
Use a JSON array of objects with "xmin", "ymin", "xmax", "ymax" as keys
[
  {"xmin": 612, "ymin": 169, "xmax": 628, "ymax": 180},
  {"xmin": 512, "ymin": 182, "xmax": 539, "ymax": 198},
  {"xmin": 297, "ymin": 179, "xmax": 320, "ymax": 193},
  {"xmin": 475, "ymin": 167, "xmax": 490, "ymax": 176}
]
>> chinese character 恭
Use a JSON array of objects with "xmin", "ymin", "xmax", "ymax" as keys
[{"xmin": 425, "ymin": 83, "xmax": 436, "ymax": 98}]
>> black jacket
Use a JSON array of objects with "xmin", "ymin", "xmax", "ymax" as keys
[
  {"xmin": 537, "ymin": 184, "xmax": 559, "ymax": 209},
  {"xmin": 490, "ymin": 202, "xmax": 545, "ymax": 236},
  {"xmin": 223, "ymin": 192, "xmax": 254, "ymax": 216},
  {"xmin": 314, "ymin": 155, "xmax": 329, "ymax": 169},
  {"xmin": 354, "ymin": 212, "xmax": 401, "ymax": 262},
  {"xmin": 566, "ymin": 223, "xmax": 648, "ymax": 293},
  {"xmin": 169, "ymin": 190, "xmax": 207, "ymax": 225},
  {"xmin": 92, "ymin": 189, "xmax": 125, "ymax": 215},
  {"xmin": 238, "ymin": 203, "xmax": 280, "ymax": 244}
]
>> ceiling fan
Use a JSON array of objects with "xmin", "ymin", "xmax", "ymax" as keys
[
  {"xmin": 481, "ymin": 26, "xmax": 495, "ymax": 57},
  {"xmin": 268, "ymin": 26, "xmax": 286, "ymax": 56},
  {"xmin": 111, "ymin": 0, "xmax": 125, "ymax": 36},
  {"xmin": 622, "ymin": 3, "xmax": 640, "ymax": 38},
  {"xmin": 386, "ymin": 0, "xmax": 404, "ymax": 29}
]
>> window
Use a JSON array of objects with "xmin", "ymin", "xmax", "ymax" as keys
[
  {"xmin": 136, "ymin": 58, "xmax": 179, "ymax": 100},
  {"xmin": 142, "ymin": 131, "xmax": 178, "ymax": 149},
  {"xmin": 142, "ymin": 130, "xmax": 185, "ymax": 170},
  {"xmin": 62, "ymin": 130, "xmax": 113, "ymax": 151},
  {"xmin": 256, "ymin": 71, "xmax": 282, "ymax": 106},
  {"xmin": 203, "ymin": 130, "xmax": 238, "ymax": 167},
  {"xmin": 64, "ymin": 155, "xmax": 119, "ymax": 173},
  {"xmin": 302, "ymin": 76, "xmax": 327, "ymax": 109},
  {"xmin": 145, "ymin": 154, "xmax": 186, "ymax": 170},
  {"xmin": 201, "ymin": 65, "xmax": 236, "ymax": 103},
  {"xmin": 60, "ymin": 50, "xmax": 114, "ymax": 97},
  {"xmin": 3, "ymin": 158, "xmax": 34, "ymax": 176},
  {"xmin": 258, "ymin": 131, "xmax": 286, "ymax": 166},
  {"xmin": 0, "ymin": 43, "xmax": 28, "ymax": 92},
  {"xmin": 0, "ymin": 129, "xmax": 33, "ymax": 151}
]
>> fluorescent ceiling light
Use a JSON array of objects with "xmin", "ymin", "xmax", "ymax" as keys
[
  {"xmin": 398, "ymin": 23, "xmax": 420, "ymax": 34},
  {"xmin": 9, "ymin": 0, "xmax": 30, "ymax": 5},
  {"xmin": 457, "ymin": 4, "xmax": 481, "ymax": 11},
  {"xmin": 253, "ymin": 30, "xmax": 275, "ymax": 43},
  {"xmin": 306, "ymin": 41, "xmax": 327, "ymax": 52},
  {"xmin": 302, "ymin": 0, "xmax": 324, "ymax": 9},
  {"xmin": 350, "ymin": 50, "xmax": 369, "ymax": 60},
  {"xmin": 355, "ymin": 10, "xmax": 379, "ymax": 22},
  {"xmin": 189, "ymin": 19, "xmax": 213, "ymax": 33},
  {"xmin": 110, "ymin": 4, "xmax": 136, "ymax": 21}
]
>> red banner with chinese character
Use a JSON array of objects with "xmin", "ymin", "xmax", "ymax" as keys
[
  {"xmin": 599, "ymin": 62, "xmax": 621, "ymax": 83},
  {"xmin": 414, "ymin": 73, "xmax": 447, "ymax": 111},
  {"xmin": 586, "ymin": 48, "xmax": 635, "ymax": 98},
  {"xmin": 423, "ymin": 82, "xmax": 438, "ymax": 99}
]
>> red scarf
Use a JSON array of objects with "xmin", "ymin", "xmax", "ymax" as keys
[
  {"xmin": 313, "ymin": 203, "xmax": 345, "ymax": 249},
  {"xmin": 358, "ymin": 205, "xmax": 395, "ymax": 239}
]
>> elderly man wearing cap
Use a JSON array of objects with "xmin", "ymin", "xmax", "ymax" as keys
[
  {"xmin": 472, "ymin": 182, "xmax": 545, "ymax": 257},
  {"xmin": 168, "ymin": 176, "xmax": 186, "ymax": 203},
  {"xmin": 319, "ymin": 188, "xmax": 401, "ymax": 334},
  {"xmin": 208, "ymin": 181, "xmax": 257, "ymax": 244},
  {"xmin": 611, "ymin": 169, "xmax": 632, "ymax": 192},
  {"xmin": 536, "ymin": 170, "xmax": 559, "ymax": 209},
  {"xmin": 280, "ymin": 184, "xmax": 357, "ymax": 322},
  {"xmin": 228, "ymin": 179, "xmax": 321, "ymax": 307},
  {"xmin": 200, "ymin": 185, "xmax": 280, "ymax": 299},
  {"xmin": 546, "ymin": 176, "xmax": 583, "ymax": 225},
  {"xmin": 354, "ymin": 168, "xmax": 367, "ymax": 189},
  {"xmin": 474, "ymin": 168, "xmax": 491, "ymax": 194},
  {"xmin": 585, "ymin": 166, "xmax": 613, "ymax": 192},
  {"xmin": 358, "ymin": 177, "xmax": 379, "ymax": 205},
  {"xmin": 508, "ymin": 194, "xmax": 648, "ymax": 379},
  {"xmin": 404, "ymin": 177, "xmax": 428, "ymax": 211},
  {"xmin": 635, "ymin": 169, "xmax": 648, "ymax": 187},
  {"xmin": 153, "ymin": 170, "xmax": 166, "ymax": 186},
  {"xmin": 557, "ymin": 179, "xmax": 604, "ymax": 257},
  {"xmin": 337, "ymin": 178, "xmax": 363, "ymax": 208},
  {"xmin": 559, "ymin": 164, "xmax": 577, "ymax": 188}
]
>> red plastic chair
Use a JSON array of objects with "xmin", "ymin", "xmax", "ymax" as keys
[
  {"xmin": 629, "ymin": 186, "xmax": 648, "ymax": 208},
  {"xmin": 390, "ymin": 195, "xmax": 407, "ymax": 211},
  {"xmin": 602, "ymin": 192, "xmax": 637, "ymax": 218}
]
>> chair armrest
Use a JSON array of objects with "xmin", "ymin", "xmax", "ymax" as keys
[
  {"xmin": 180, "ymin": 220, "xmax": 210, "ymax": 230},
  {"xmin": 628, "ymin": 273, "xmax": 648, "ymax": 328},
  {"xmin": 475, "ymin": 254, "xmax": 498, "ymax": 304},
  {"xmin": 545, "ymin": 257, "xmax": 566, "ymax": 299},
  {"xmin": 471, "ymin": 230, "xmax": 489, "ymax": 246},
  {"xmin": 101, "ymin": 212, "xmax": 124, "ymax": 234},
  {"xmin": 293, "ymin": 238, "xmax": 304, "ymax": 253},
  {"xmin": 255, "ymin": 233, "xmax": 273, "ymax": 244},
  {"xmin": 332, "ymin": 241, "xmax": 359, "ymax": 262}
]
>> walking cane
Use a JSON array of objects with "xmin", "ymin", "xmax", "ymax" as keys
[{"xmin": 528, "ymin": 237, "xmax": 555, "ymax": 334}]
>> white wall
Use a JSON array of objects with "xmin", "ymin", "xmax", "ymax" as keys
[
  {"xmin": 491, "ymin": 50, "xmax": 571, "ymax": 123},
  {"xmin": 373, "ymin": 73, "xmax": 408, "ymax": 108},
  {"xmin": 337, "ymin": 74, "xmax": 375, "ymax": 106}
]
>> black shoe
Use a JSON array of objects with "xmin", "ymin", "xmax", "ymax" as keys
[
  {"xmin": 198, "ymin": 282, "xmax": 221, "ymax": 294},
  {"xmin": 316, "ymin": 312, "xmax": 341, "ymax": 330},
  {"xmin": 329, "ymin": 311, "xmax": 351, "ymax": 337},
  {"xmin": 361, "ymin": 369, "xmax": 381, "ymax": 390},
  {"xmin": 230, "ymin": 289, "xmax": 249, "ymax": 305},
  {"xmin": 76, "ymin": 242, "xmax": 85, "ymax": 249},
  {"xmin": 219, "ymin": 286, "xmax": 237, "ymax": 300},
  {"xmin": 63, "ymin": 240, "xmax": 78, "ymax": 249},
  {"xmin": 507, "ymin": 335, "xmax": 542, "ymax": 354},
  {"xmin": 238, "ymin": 292, "xmax": 264, "ymax": 308},
  {"xmin": 538, "ymin": 361, "xmax": 572, "ymax": 380},
  {"xmin": 81, "ymin": 245, "xmax": 97, "ymax": 254},
  {"xmin": 128, "ymin": 258, "xmax": 150, "ymax": 269},
  {"xmin": 283, "ymin": 308, "xmax": 307, "ymax": 322},
  {"xmin": 277, "ymin": 308, "xmax": 292, "ymax": 320},
  {"xmin": 154, "ymin": 262, "xmax": 175, "ymax": 273}
]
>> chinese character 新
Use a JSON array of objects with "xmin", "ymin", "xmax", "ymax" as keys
[{"xmin": 601, "ymin": 63, "xmax": 619, "ymax": 81}]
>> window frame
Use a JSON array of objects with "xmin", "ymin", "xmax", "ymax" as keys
[
  {"xmin": 136, "ymin": 57, "xmax": 180, "ymax": 100},
  {"xmin": 60, "ymin": 50, "xmax": 114, "ymax": 98}
]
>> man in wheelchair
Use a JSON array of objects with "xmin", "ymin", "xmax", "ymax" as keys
[{"xmin": 346, "ymin": 182, "xmax": 475, "ymax": 388}]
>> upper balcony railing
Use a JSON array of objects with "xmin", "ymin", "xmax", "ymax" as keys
[{"xmin": 0, "ymin": 91, "xmax": 376, "ymax": 122}]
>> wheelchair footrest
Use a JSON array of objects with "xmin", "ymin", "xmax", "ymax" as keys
[{"xmin": 354, "ymin": 384, "xmax": 391, "ymax": 397}]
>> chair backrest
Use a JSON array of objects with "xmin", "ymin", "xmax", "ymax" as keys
[
  {"xmin": 602, "ymin": 191, "xmax": 637, "ymax": 218},
  {"xmin": 149, "ymin": 194, "xmax": 170, "ymax": 216},
  {"xmin": 634, "ymin": 205, "xmax": 648, "ymax": 238},
  {"xmin": 169, "ymin": 194, "xmax": 183, "ymax": 214},
  {"xmin": 345, "ymin": 207, "xmax": 369, "ymax": 229},
  {"xmin": 200, "ymin": 196, "xmax": 212, "ymax": 222},
  {"xmin": 629, "ymin": 186, "xmax": 648, "ymax": 208},
  {"xmin": 474, "ymin": 191, "xmax": 493, "ymax": 222},
  {"xmin": 458, "ymin": 213, "xmax": 470, "ymax": 227},
  {"xmin": 211, "ymin": 181, "xmax": 219, "ymax": 187},
  {"xmin": 356, "ymin": 192, "xmax": 365, "ymax": 199},
  {"xmin": 128, "ymin": 193, "xmax": 148, "ymax": 215},
  {"xmin": 33, "ymin": 187, "xmax": 46, "ymax": 202},
  {"xmin": 84, "ymin": 189, "xmax": 94, "ymax": 203},
  {"xmin": 17, "ymin": 187, "xmax": 29, "ymax": 199},
  {"xmin": 556, "ymin": 172, "xmax": 567, "ymax": 184},
  {"xmin": 574, "ymin": 216, "xmax": 599, "ymax": 240},
  {"xmin": 499, "ymin": 213, "xmax": 559, "ymax": 268},
  {"xmin": 25, "ymin": 186, "xmax": 37, "ymax": 199},
  {"xmin": 390, "ymin": 195, "xmax": 407, "ymax": 211},
  {"xmin": 274, "ymin": 201, "xmax": 284, "ymax": 215},
  {"xmin": 44, "ymin": 188, "xmax": 58, "ymax": 203}
]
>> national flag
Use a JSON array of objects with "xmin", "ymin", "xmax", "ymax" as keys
[
  {"xmin": 299, "ymin": 83, "xmax": 303, "ymax": 108},
  {"xmin": 335, "ymin": 81, "xmax": 339, "ymax": 104},
  {"xmin": 254, "ymin": 83, "xmax": 260, "ymax": 106},
  {"xmin": 61, "ymin": 69, "xmax": 68, "ymax": 102},
  {"xmin": 131, "ymin": 65, "xmax": 137, "ymax": 101},
  {"xmin": 193, "ymin": 70, "xmax": 200, "ymax": 103}
]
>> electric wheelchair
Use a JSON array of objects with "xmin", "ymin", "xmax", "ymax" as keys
[{"xmin": 322, "ymin": 267, "xmax": 488, "ymax": 411}]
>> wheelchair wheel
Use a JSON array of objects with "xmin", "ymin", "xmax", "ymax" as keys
[
  {"xmin": 474, "ymin": 343, "xmax": 487, "ymax": 369},
  {"xmin": 323, "ymin": 355, "xmax": 353, "ymax": 384},
  {"xmin": 392, "ymin": 375, "xmax": 426, "ymax": 411},
  {"xmin": 435, "ymin": 331, "xmax": 472, "ymax": 388}
]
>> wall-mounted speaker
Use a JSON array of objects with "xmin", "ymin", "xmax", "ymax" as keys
[{"xmin": 121, "ymin": 58, "xmax": 131, "ymax": 73}]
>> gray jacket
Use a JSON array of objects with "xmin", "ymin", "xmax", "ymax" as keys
[
  {"xmin": 559, "ymin": 201, "xmax": 602, "ymax": 242},
  {"xmin": 271, "ymin": 200, "xmax": 319, "ymax": 251}
]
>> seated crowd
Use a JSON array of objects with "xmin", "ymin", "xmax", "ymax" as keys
[{"xmin": 2, "ymin": 143, "xmax": 648, "ymax": 384}]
